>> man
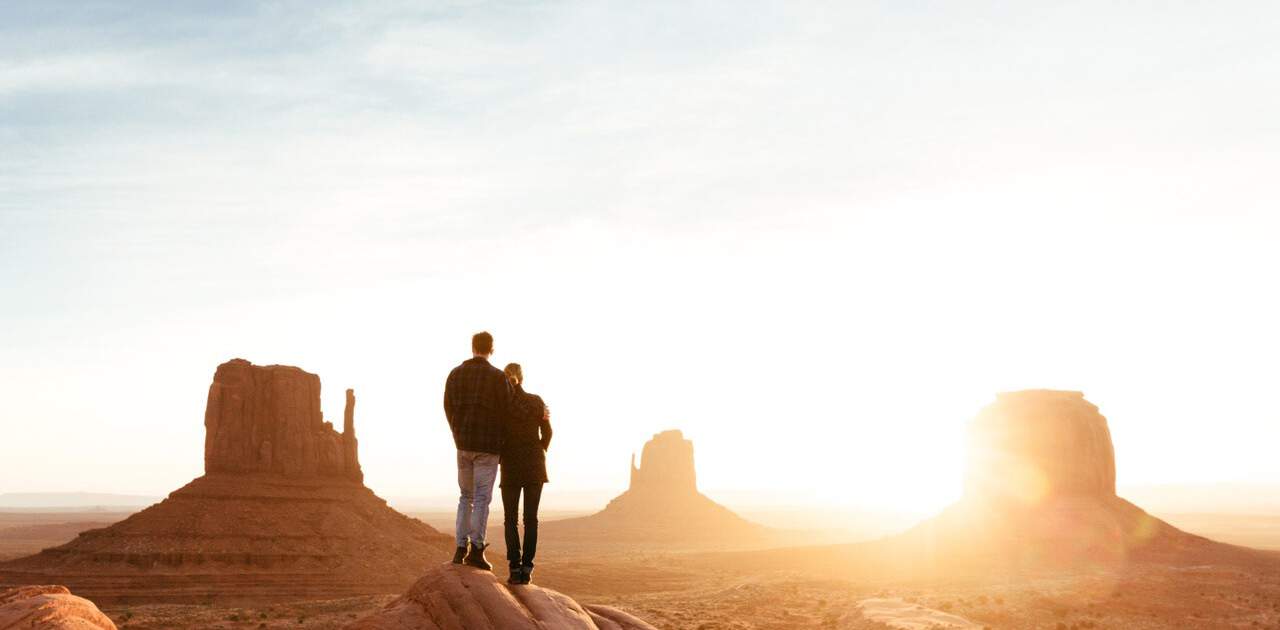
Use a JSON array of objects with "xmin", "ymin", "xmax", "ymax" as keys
[{"xmin": 443, "ymin": 331, "xmax": 511, "ymax": 570}]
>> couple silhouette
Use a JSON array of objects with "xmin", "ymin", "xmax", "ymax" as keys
[{"xmin": 442, "ymin": 331, "xmax": 553, "ymax": 585}]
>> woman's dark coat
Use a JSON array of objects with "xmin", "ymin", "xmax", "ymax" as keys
[{"xmin": 500, "ymin": 384, "xmax": 552, "ymax": 487}]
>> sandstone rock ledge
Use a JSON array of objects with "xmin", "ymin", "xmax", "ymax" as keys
[
  {"xmin": 0, "ymin": 585, "xmax": 116, "ymax": 630},
  {"xmin": 345, "ymin": 563, "xmax": 657, "ymax": 630}
]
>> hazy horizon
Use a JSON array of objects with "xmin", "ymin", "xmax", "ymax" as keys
[
  {"xmin": 4, "ymin": 1, "xmax": 1280, "ymax": 515},
  {"xmin": 10, "ymin": 480, "xmax": 1280, "ymax": 518}
]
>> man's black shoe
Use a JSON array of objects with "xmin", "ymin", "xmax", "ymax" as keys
[
  {"xmin": 463, "ymin": 542, "xmax": 492, "ymax": 571},
  {"xmin": 519, "ymin": 564, "xmax": 533, "ymax": 584},
  {"xmin": 451, "ymin": 544, "xmax": 468, "ymax": 565},
  {"xmin": 507, "ymin": 567, "xmax": 523, "ymax": 584}
]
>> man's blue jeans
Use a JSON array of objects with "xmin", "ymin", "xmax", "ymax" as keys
[{"xmin": 455, "ymin": 449, "xmax": 500, "ymax": 547}]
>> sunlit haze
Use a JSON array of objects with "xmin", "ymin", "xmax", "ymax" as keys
[{"xmin": 3, "ymin": 2, "xmax": 1280, "ymax": 517}]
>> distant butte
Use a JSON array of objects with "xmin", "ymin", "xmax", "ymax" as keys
[
  {"xmin": 629, "ymin": 429, "xmax": 698, "ymax": 495},
  {"xmin": 726, "ymin": 389, "xmax": 1266, "ymax": 577},
  {"xmin": 542, "ymin": 430, "xmax": 770, "ymax": 547},
  {"xmin": 965, "ymin": 390, "xmax": 1116, "ymax": 500},
  {"xmin": 898, "ymin": 390, "xmax": 1256, "ymax": 570},
  {"xmin": 0, "ymin": 359, "xmax": 452, "ymax": 604}
]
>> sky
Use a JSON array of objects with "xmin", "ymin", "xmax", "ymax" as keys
[{"xmin": 2, "ymin": 1, "xmax": 1280, "ymax": 514}]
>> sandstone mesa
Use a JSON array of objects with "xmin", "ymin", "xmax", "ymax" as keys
[
  {"xmin": 0, "ymin": 359, "xmax": 452, "ymax": 604},
  {"xmin": 542, "ymin": 430, "xmax": 769, "ymax": 546},
  {"xmin": 898, "ymin": 390, "xmax": 1252, "ymax": 569}
]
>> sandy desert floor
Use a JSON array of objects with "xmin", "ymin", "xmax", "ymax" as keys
[
  {"xmin": 74, "ymin": 560, "xmax": 1280, "ymax": 630},
  {"xmin": 0, "ymin": 512, "xmax": 129, "ymax": 561},
  {"xmin": 1159, "ymin": 513, "xmax": 1280, "ymax": 551},
  {"xmin": 9, "ymin": 511, "xmax": 1280, "ymax": 629}
]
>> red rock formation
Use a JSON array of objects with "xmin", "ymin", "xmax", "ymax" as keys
[
  {"xmin": 345, "ymin": 564, "xmax": 657, "ymax": 630},
  {"xmin": 343, "ymin": 389, "xmax": 362, "ymax": 483},
  {"xmin": 543, "ymin": 430, "xmax": 768, "ymax": 547},
  {"xmin": 728, "ymin": 390, "xmax": 1265, "ymax": 579},
  {"xmin": 0, "ymin": 585, "xmax": 116, "ymax": 629},
  {"xmin": 0, "ymin": 359, "xmax": 451, "ymax": 604},
  {"xmin": 896, "ymin": 390, "xmax": 1241, "ymax": 570},
  {"xmin": 965, "ymin": 390, "xmax": 1116, "ymax": 502},
  {"xmin": 628, "ymin": 430, "xmax": 696, "ymax": 496},
  {"xmin": 204, "ymin": 359, "xmax": 362, "ymax": 482}
]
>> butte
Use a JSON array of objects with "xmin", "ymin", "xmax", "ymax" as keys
[
  {"xmin": 734, "ymin": 390, "xmax": 1265, "ymax": 576},
  {"xmin": 0, "ymin": 359, "xmax": 452, "ymax": 604},
  {"xmin": 542, "ymin": 430, "xmax": 770, "ymax": 548},
  {"xmin": 899, "ymin": 389, "xmax": 1252, "ymax": 569}
]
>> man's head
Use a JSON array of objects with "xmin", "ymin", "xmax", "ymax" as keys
[{"xmin": 472, "ymin": 331, "xmax": 494, "ymax": 358}]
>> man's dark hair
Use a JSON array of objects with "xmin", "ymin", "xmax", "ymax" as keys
[{"xmin": 472, "ymin": 331, "xmax": 494, "ymax": 355}]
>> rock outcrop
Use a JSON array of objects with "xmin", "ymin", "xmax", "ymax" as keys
[
  {"xmin": 0, "ymin": 359, "xmax": 452, "ymax": 604},
  {"xmin": 205, "ymin": 359, "xmax": 362, "ymax": 482},
  {"xmin": 726, "ymin": 390, "xmax": 1264, "ymax": 578},
  {"xmin": 0, "ymin": 585, "xmax": 116, "ymax": 630},
  {"xmin": 542, "ymin": 430, "xmax": 769, "ymax": 547},
  {"xmin": 343, "ymin": 388, "xmax": 361, "ymax": 482},
  {"xmin": 628, "ymin": 430, "xmax": 696, "ymax": 496},
  {"xmin": 965, "ymin": 390, "xmax": 1115, "ymax": 502},
  {"xmin": 345, "ymin": 564, "xmax": 657, "ymax": 630},
  {"xmin": 899, "ymin": 390, "xmax": 1245, "ymax": 569}
]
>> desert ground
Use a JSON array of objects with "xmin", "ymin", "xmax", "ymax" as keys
[
  {"xmin": 8, "ymin": 508, "xmax": 1280, "ymax": 629},
  {"xmin": 0, "ymin": 512, "xmax": 131, "ymax": 562},
  {"xmin": 4, "ymin": 388, "xmax": 1274, "ymax": 630}
]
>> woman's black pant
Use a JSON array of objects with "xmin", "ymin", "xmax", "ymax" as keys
[{"xmin": 501, "ymin": 482, "xmax": 543, "ymax": 568}]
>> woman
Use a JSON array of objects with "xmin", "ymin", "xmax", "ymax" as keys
[{"xmin": 500, "ymin": 362, "xmax": 552, "ymax": 585}]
